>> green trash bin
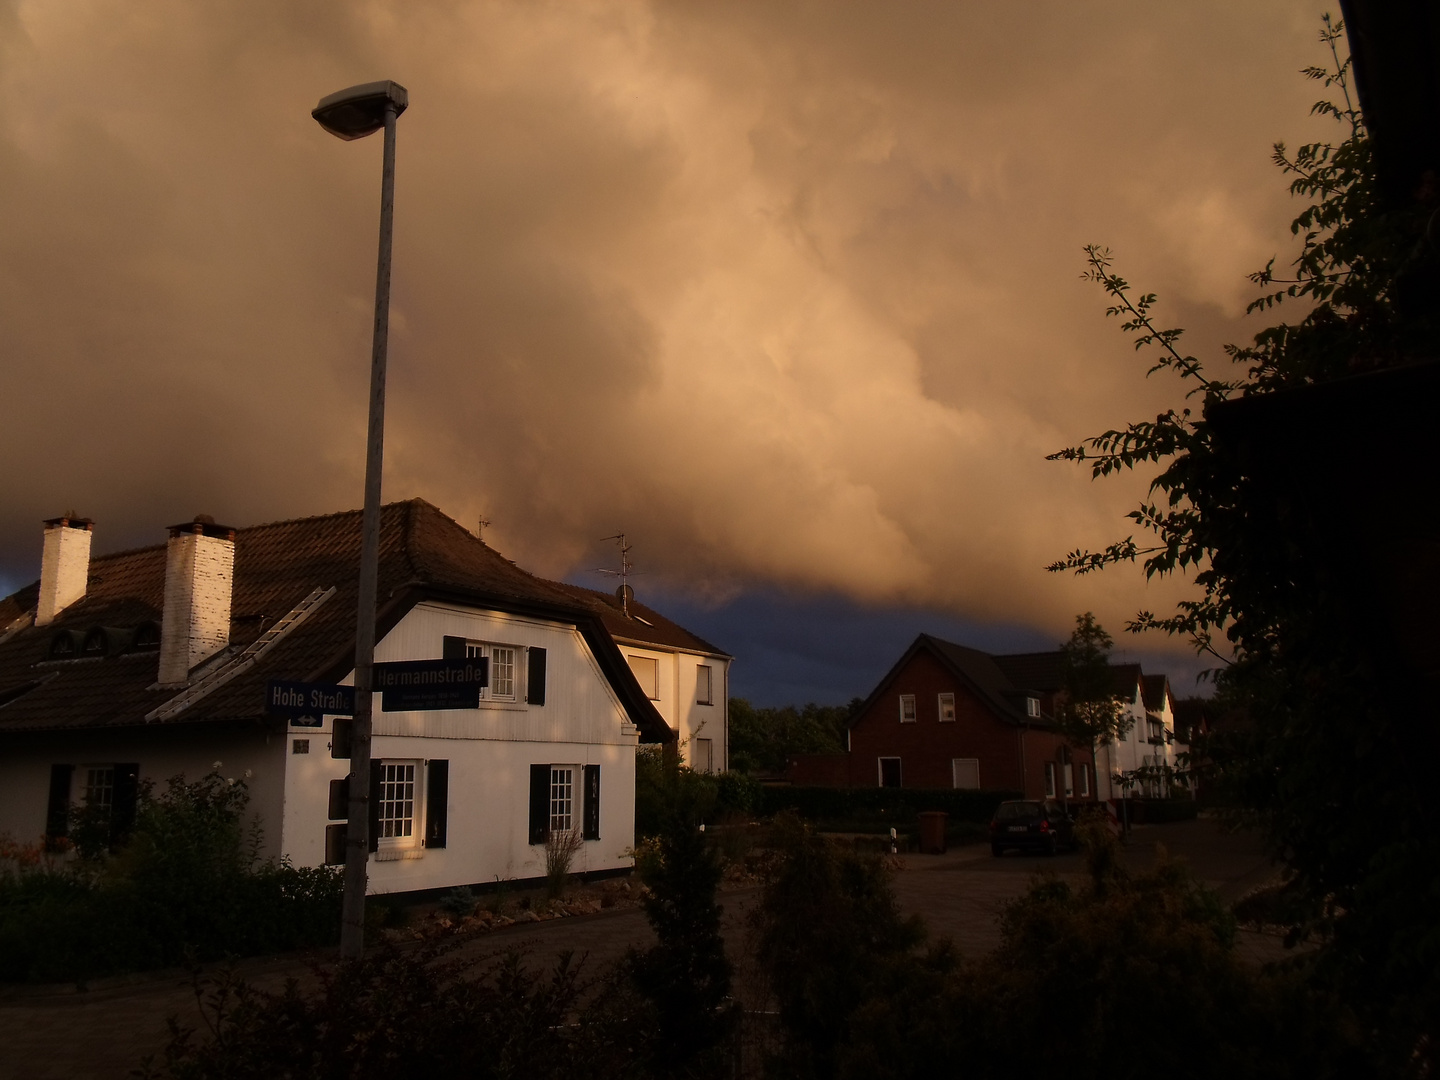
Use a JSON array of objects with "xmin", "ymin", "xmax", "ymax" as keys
[{"xmin": 917, "ymin": 810, "xmax": 948, "ymax": 854}]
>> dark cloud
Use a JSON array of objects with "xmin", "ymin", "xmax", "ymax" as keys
[{"xmin": 1, "ymin": 0, "xmax": 1332, "ymax": 673}]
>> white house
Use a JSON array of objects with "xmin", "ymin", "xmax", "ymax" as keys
[
  {"xmin": 0, "ymin": 501, "xmax": 695, "ymax": 896},
  {"xmin": 547, "ymin": 582, "xmax": 731, "ymax": 774}
]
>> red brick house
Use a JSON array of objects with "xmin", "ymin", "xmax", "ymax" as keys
[{"xmin": 792, "ymin": 634, "xmax": 1099, "ymax": 803}]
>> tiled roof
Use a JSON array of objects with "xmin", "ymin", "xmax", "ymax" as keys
[
  {"xmin": 854, "ymin": 634, "xmax": 1165, "ymax": 730},
  {"xmin": 544, "ymin": 582, "xmax": 730, "ymax": 658},
  {"xmin": 990, "ymin": 650, "xmax": 1065, "ymax": 691},
  {"xmin": 0, "ymin": 500, "xmax": 671, "ymax": 741},
  {"xmin": 1141, "ymin": 673, "xmax": 1171, "ymax": 713}
]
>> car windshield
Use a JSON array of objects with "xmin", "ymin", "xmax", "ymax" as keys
[{"xmin": 994, "ymin": 802, "xmax": 1042, "ymax": 822}]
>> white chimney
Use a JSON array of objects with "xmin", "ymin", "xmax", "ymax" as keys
[
  {"xmin": 36, "ymin": 516, "xmax": 94, "ymax": 627},
  {"xmin": 158, "ymin": 516, "xmax": 235, "ymax": 687}
]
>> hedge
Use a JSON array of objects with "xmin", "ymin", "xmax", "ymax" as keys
[{"xmin": 760, "ymin": 786, "xmax": 1022, "ymax": 826}]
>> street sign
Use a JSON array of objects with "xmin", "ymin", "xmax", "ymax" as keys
[
  {"xmin": 267, "ymin": 680, "xmax": 356, "ymax": 724},
  {"xmin": 375, "ymin": 657, "xmax": 487, "ymax": 712}
]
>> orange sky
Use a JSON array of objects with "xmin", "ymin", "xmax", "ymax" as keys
[{"xmin": 0, "ymin": 1, "xmax": 1339, "ymax": 664}]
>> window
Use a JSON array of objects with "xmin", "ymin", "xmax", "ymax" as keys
[
  {"xmin": 694, "ymin": 738, "xmax": 714, "ymax": 774},
  {"xmin": 376, "ymin": 762, "xmax": 417, "ymax": 843},
  {"xmin": 1044, "ymin": 762, "xmax": 1057, "ymax": 799},
  {"xmin": 696, "ymin": 664, "xmax": 713, "ymax": 705},
  {"xmin": 938, "ymin": 692, "xmax": 956, "ymax": 723},
  {"xmin": 1026, "ymin": 697, "xmax": 1040, "ymax": 718},
  {"xmin": 1079, "ymin": 763, "xmax": 1091, "ymax": 797},
  {"xmin": 879, "ymin": 757, "xmax": 902, "ymax": 788},
  {"xmin": 952, "ymin": 758, "xmax": 980, "ymax": 789},
  {"xmin": 1063, "ymin": 763, "xmax": 1074, "ymax": 798},
  {"xmin": 82, "ymin": 766, "xmax": 115, "ymax": 812},
  {"xmin": 628, "ymin": 655, "xmax": 659, "ymax": 699},
  {"xmin": 549, "ymin": 766, "xmax": 575, "ymax": 832},
  {"xmin": 466, "ymin": 642, "xmax": 518, "ymax": 701},
  {"xmin": 50, "ymin": 763, "xmax": 138, "ymax": 852},
  {"xmin": 529, "ymin": 764, "xmax": 600, "ymax": 844},
  {"xmin": 899, "ymin": 694, "xmax": 917, "ymax": 723}
]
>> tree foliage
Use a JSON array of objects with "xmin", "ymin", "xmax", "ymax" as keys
[
  {"xmin": 1052, "ymin": 612, "xmax": 1130, "ymax": 751},
  {"xmin": 727, "ymin": 698, "xmax": 857, "ymax": 775},
  {"xmin": 1048, "ymin": 16, "xmax": 1439, "ymax": 1068}
]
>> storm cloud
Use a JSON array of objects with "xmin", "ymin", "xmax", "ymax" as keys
[{"xmin": 1, "ymin": 0, "xmax": 1333, "ymax": 657}]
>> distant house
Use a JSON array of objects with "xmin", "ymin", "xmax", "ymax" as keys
[
  {"xmin": 805, "ymin": 634, "xmax": 1099, "ymax": 803},
  {"xmin": 547, "ymin": 582, "xmax": 732, "ymax": 773},
  {"xmin": 0, "ymin": 501, "xmax": 714, "ymax": 896},
  {"xmin": 791, "ymin": 633, "xmax": 1183, "ymax": 803}
]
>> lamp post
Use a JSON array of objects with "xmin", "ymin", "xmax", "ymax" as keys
[{"xmin": 312, "ymin": 79, "xmax": 408, "ymax": 959}]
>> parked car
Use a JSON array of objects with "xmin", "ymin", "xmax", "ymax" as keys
[{"xmin": 989, "ymin": 799, "xmax": 1075, "ymax": 856}]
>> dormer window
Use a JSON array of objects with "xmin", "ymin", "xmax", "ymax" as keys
[
  {"xmin": 47, "ymin": 629, "xmax": 84, "ymax": 660},
  {"xmin": 1026, "ymin": 697, "xmax": 1040, "ymax": 718},
  {"xmin": 82, "ymin": 628, "xmax": 108, "ymax": 656},
  {"xmin": 132, "ymin": 622, "xmax": 160, "ymax": 650}
]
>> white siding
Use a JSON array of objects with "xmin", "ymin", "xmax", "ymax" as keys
[{"xmin": 280, "ymin": 600, "xmax": 641, "ymax": 893}]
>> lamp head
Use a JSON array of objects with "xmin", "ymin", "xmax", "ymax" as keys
[{"xmin": 312, "ymin": 80, "xmax": 408, "ymax": 140}]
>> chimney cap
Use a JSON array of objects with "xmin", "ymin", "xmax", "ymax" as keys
[
  {"xmin": 167, "ymin": 515, "xmax": 236, "ymax": 540},
  {"xmin": 42, "ymin": 515, "xmax": 94, "ymax": 531}
]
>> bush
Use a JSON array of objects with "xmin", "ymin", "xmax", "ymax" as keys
[
  {"xmin": 0, "ymin": 772, "xmax": 341, "ymax": 982},
  {"xmin": 760, "ymin": 786, "xmax": 1020, "ymax": 829},
  {"xmin": 139, "ymin": 944, "xmax": 648, "ymax": 1080}
]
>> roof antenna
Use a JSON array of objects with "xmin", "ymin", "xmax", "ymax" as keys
[
  {"xmin": 595, "ymin": 533, "xmax": 635, "ymax": 616},
  {"xmin": 476, "ymin": 515, "xmax": 491, "ymax": 542}
]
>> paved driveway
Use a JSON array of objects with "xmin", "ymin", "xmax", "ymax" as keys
[{"xmin": 0, "ymin": 817, "xmax": 1284, "ymax": 1079}]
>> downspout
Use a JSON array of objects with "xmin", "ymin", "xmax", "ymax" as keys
[{"xmin": 1017, "ymin": 724, "xmax": 1027, "ymax": 798}]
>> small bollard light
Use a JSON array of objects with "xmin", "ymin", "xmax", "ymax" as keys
[{"xmin": 699, "ymin": 823, "xmax": 706, "ymax": 833}]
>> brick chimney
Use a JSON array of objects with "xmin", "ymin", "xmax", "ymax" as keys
[
  {"xmin": 158, "ymin": 516, "xmax": 235, "ymax": 687},
  {"xmin": 36, "ymin": 515, "xmax": 94, "ymax": 627}
]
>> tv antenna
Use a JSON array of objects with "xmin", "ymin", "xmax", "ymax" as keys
[
  {"xmin": 594, "ymin": 533, "xmax": 636, "ymax": 616},
  {"xmin": 476, "ymin": 515, "xmax": 492, "ymax": 542}
]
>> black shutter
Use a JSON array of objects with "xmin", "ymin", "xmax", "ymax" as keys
[
  {"xmin": 328, "ymin": 777, "xmax": 349, "ymax": 820},
  {"xmin": 110, "ymin": 763, "xmax": 140, "ymax": 848},
  {"xmin": 325, "ymin": 824, "xmax": 347, "ymax": 865},
  {"xmin": 526, "ymin": 647, "xmax": 547, "ymax": 705},
  {"xmin": 331, "ymin": 718, "xmax": 352, "ymax": 759},
  {"xmin": 368, "ymin": 761, "xmax": 382, "ymax": 853},
  {"xmin": 443, "ymin": 635, "xmax": 467, "ymax": 659},
  {"xmin": 529, "ymin": 764, "xmax": 550, "ymax": 845},
  {"xmin": 426, "ymin": 760, "xmax": 449, "ymax": 849},
  {"xmin": 583, "ymin": 764, "xmax": 600, "ymax": 841},
  {"xmin": 45, "ymin": 764, "xmax": 73, "ymax": 848}
]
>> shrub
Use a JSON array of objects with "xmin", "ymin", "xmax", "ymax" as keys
[
  {"xmin": 138, "ymin": 944, "xmax": 646, "ymax": 1080},
  {"xmin": 544, "ymin": 827, "xmax": 582, "ymax": 899},
  {"xmin": 761, "ymin": 786, "xmax": 1020, "ymax": 828},
  {"xmin": 0, "ymin": 772, "xmax": 341, "ymax": 982}
]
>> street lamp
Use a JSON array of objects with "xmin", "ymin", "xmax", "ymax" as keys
[{"xmin": 313, "ymin": 78, "xmax": 408, "ymax": 960}]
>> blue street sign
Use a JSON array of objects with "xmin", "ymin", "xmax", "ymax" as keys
[
  {"xmin": 267, "ymin": 680, "xmax": 356, "ymax": 718},
  {"xmin": 375, "ymin": 657, "xmax": 487, "ymax": 712}
]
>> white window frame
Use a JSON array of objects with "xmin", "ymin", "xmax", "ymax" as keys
[
  {"xmin": 466, "ymin": 641, "xmax": 520, "ymax": 702},
  {"xmin": 938, "ymin": 692, "xmax": 956, "ymax": 723},
  {"xmin": 1063, "ymin": 762, "xmax": 1074, "ymax": 798},
  {"xmin": 78, "ymin": 765, "xmax": 115, "ymax": 812},
  {"xmin": 1026, "ymin": 697, "xmax": 1040, "ymax": 718},
  {"xmin": 696, "ymin": 664, "xmax": 713, "ymax": 705},
  {"xmin": 899, "ymin": 694, "xmax": 917, "ymax": 723},
  {"xmin": 878, "ymin": 756, "xmax": 902, "ymax": 788},
  {"xmin": 1044, "ymin": 762, "xmax": 1057, "ymax": 799},
  {"xmin": 549, "ymin": 765, "xmax": 577, "ymax": 833},
  {"xmin": 1079, "ymin": 762, "xmax": 1091, "ymax": 797},
  {"xmin": 951, "ymin": 757, "xmax": 980, "ymax": 790},
  {"xmin": 377, "ymin": 759, "xmax": 422, "ymax": 850},
  {"xmin": 628, "ymin": 654, "xmax": 660, "ymax": 700},
  {"xmin": 694, "ymin": 737, "xmax": 714, "ymax": 774}
]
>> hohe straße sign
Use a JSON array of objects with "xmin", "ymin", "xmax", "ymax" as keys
[
  {"xmin": 375, "ymin": 657, "xmax": 488, "ymax": 712},
  {"xmin": 267, "ymin": 680, "xmax": 356, "ymax": 724}
]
